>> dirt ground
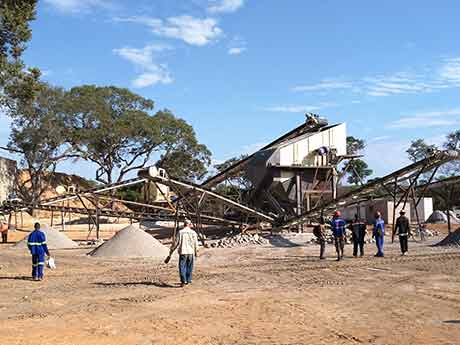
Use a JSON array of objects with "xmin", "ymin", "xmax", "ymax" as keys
[{"xmin": 1, "ymin": 235, "xmax": 460, "ymax": 345}]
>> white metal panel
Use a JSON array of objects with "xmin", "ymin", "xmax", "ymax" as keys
[
  {"xmin": 331, "ymin": 123, "xmax": 347, "ymax": 155},
  {"xmin": 280, "ymin": 145, "xmax": 294, "ymax": 165}
]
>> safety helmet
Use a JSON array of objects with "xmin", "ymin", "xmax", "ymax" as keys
[{"xmin": 333, "ymin": 210, "xmax": 341, "ymax": 217}]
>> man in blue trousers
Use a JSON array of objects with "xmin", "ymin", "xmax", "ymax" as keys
[
  {"xmin": 27, "ymin": 223, "xmax": 50, "ymax": 281},
  {"xmin": 330, "ymin": 211, "xmax": 346, "ymax": 261},
  {"xmin": 373, "ymin": 212, "xmax": 385, "ymax": 257},
  {"xmin": 170, "ymin": 219, "xmax": 199, "ymax": 287}
]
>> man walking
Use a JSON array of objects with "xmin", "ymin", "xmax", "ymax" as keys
[
  {"xmin": 350, "ymin": 214, "xmax": 366, "ymax": 257},
  {"xmin": 313, "ymin": 217, "xmax": 327, "ymax": 259},
  {"xmin": 373, "ymin": 212, "xmax": 385, "ymax": 257},
  {"xmin": 1, "ymin": 221, "xmax": 8, "ymax": 243},
  {"xmin": 170, "ymin": 219, "xmax": 199, "ymax": 287},
  {"xmin": 395, "ymin": 210, "xmax": 410, "ymax": 255},
  {"xmin": 330, "ymin": 211, "xmax": 346, "ymax": 261},
  {"xmin": 27, "ymin": 223, "xmax": 50, "ymax": 281}
]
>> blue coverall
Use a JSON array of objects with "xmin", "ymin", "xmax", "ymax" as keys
[
  {"xmin": 373, "ymin": 219, "xmax": 385, "ymax": 257},
  {"xmin": 330, "ymin": 218, "xmax": 347, "ymax": 260},
  {"xmin": 27, "ymin": 230, "xmax": 50, "ymax": 279}
]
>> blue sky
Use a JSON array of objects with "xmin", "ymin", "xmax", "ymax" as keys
[{"xmin": 2, "ymin": 0, "xmax": 460, "ymax": 180}]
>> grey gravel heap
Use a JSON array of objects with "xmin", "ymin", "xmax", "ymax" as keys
[{"xmin": 211, "ymin": 233, "xmax": 269, "ymax": 248}]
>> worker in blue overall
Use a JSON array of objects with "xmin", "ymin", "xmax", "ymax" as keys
[
  {"xmin": 373, "ymin": 212, "xmax": 385, "ymax": 257},
  {"xmin": 330, "ymin": 211, "xmax": 346, "ymax": 261},
  {"xmin": 27, "ymin": 223, "xmax": 50, "ymax": 281}
]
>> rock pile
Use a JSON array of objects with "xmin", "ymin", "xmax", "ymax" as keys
[{"xmin": 210, "ymin": 233, "xmax": 269, "ymax": 248}]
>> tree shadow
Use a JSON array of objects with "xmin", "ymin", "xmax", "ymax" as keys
[
  {"xmin": 0, "ymin": 276, "xmax": 33, "ymax": 281},
  {"xmin": 95, "ymin": 281, "xmax": 181, "ymax": 288}
]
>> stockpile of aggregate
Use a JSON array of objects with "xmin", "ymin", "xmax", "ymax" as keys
[
  {"xmin": 435, "ymin": 228, "xmax": 460, "ymax": 247},
  {"xmin": 89, "ymin": 224, "xmax": 170, "ymax": 258},
  {"xmin": 13, "ymin": 224, "xmax": 78, "ymax": 249}
]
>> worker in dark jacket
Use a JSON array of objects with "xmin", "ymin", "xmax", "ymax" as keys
[
  {"xmin": 27, "ymin": 223, "xmax": 50, "ymax": 281},
  {"xmin": 330, "ymin": 211, "xmax": 346, "ymax": 261},
  {"xmin": 350, "ymin": 214, "xmax": 366, "ymax": 257},
  {"xmin": 395, "ymin": 210, "xmax": 411, "ymax": 255},
  {"xmin": 1, "ymin": 221, "xmax": 8, "ymax": 243},
  {"xmin": 373, "ymin": 212, "xmax": 385, "ymax": 257},
  {"xmin": 313, "ymin": 217, "xmax": 327, "ymax": 259}
]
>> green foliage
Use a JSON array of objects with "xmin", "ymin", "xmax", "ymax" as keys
[
  {"xmin": 347, "ymin": 159, "xmax": 373, "ymax": 185},
  {"xmin": 0, "ymin": 0, "xmax": 40, "ymax": 110},
  {"xmin": 444, "ymin": 130, "xmax": 460, "ymax": 151},
  {"xmin": 213, "ymin": 155, "xmax": 252, "ymax": 189},
  {"xmin": 65, "ymin": 85, "xmax": 211, "ymax": 184},
  {"xmin": 406, "ymin": 139, "xmax": 437, "ymax": 162},
  {"xmin": 346, "ymin": 136, "xmax": 365, "ymax": 155},
  {"xmin": 343, "ymin": 136, "xmax": 373, "ymax": 185},
  {"xmin": 7, "ymin": 83, "xmax": 73, "ymax": 203},
  {"xmin": 212, "ymin": 155, "xmax": 252, "ymax": 201},
  {"xmin": 155, "ymin": 111, "xmax": 211, "ymax": 182}
]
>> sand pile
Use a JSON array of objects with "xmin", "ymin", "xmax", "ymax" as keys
[
  {"xmin": 435, "ymin": 228, "xmax": 460, "ymax": 247},
  {"xmin": 89, "ymin": 224, "xmax": 170, "ymax": 258},
  {"xmin": 13, "ymin": 224, "xmax": 78, "ymax": 249}
]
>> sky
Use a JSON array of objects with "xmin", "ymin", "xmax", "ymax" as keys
[{"xmin": 2, "ymin": 0, "xmax": 460, "ymax": 180}]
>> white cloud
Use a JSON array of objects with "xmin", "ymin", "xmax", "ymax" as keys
[
  {"xmin": 368, "ymin": 135, "xmax": 391, "ymax": 143},
  {"xmin": 228, "ymin": 47, "xmax": 246, "ymax": 55},
  {"xmin": 293, "ymin": 57, "xmax": 460, "ymax": 97},
  {"xmin": 113, "ymin": 44, "xmax": 173, "ymax": 88},
  {"xmin": 439, "ymin": 58, "xmax": 460, "ymax": 83},
  {"xmin": 115, "ymin": 16, "xmax": 222, "ymax": 46},
  {"xmin": 264, "ymin": 102, "xmax": 336, "ymax": 113},
  {"xmin": 44, "ymin": 0, "xmax": 111, "ymax": 13},
  {"xmin": 208, "ymin": 0, "xmax": 245, "ymax": 13},
  {"xmin": 292, "ymin": 80, "xmax": 353, "ymax": 92},
  {"xmin": 387, "ymin": 108, "xmax": 460, "ymax": 129},
  {"xmin": 227, "ymin": 36, "xmax": 247, "ymax": 55}
]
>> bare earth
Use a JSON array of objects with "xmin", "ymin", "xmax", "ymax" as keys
[{"xmin": 1, "ymin": 236, "xmax": 460, "ymax": 345}]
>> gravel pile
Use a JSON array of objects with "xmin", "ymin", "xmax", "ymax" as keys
[
  {"xmin": 435, "ymin": 228, "xmax": 460, "ymax": 247},
  {"xmin": 210, "ymin": 233, "xmax": 269, "ymax": 248},
  {"xmin": 89, "ymin": 224, "xmax": 170, "ymax": 258},
  {"xmin": 13, "ymin": 224, "xmax": 78, "ymax": 250}
]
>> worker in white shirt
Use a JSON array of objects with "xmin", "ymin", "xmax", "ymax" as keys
[{"xmin": 169, "ymin": 219, "xmax": 199, "ymax": 287}]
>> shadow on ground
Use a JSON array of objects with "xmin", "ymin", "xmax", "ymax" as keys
[
  {"xmin": 443, "ymin": 320, "xmax": 460, "ymax": 324},
  {"xmin": 0, "ymin": 276, "xmax": 33, "ymax": 281},
  {"xmin": 267, "ymin": 235, "xmax": 302, "ymax": 248},
  {"xmin": 95, "ymin": 281, "xmax": 181, "ymax": 288}
]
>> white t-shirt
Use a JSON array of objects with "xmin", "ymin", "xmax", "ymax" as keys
[{"xmin": 177, "ymin": 226, "xmax": 199, "ymax": 255}]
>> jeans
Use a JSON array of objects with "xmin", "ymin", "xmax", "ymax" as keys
[
  {"xmin": 352, "ymin": 231, "xmax": 365, "ymax": 256},
  {"xmin": 319, "ymin": 239, "xmax": 325, "ymax": 259},
  {"xmin": 32, "ymin": 254, "xmax": 45, "ymax": 279},
  {"xmin": 399, "ymin": 235, "xmax": 408, "ymax": 253},
  {"xmin": 179, "ymin": 254, "xmax": 194, "ymax": 284},
  {"xmin": 334, "ymin": 236, "xmax": 345, "ymax": 259},
  {"xmin": 1, "ymin": 232, "xmax": 7, "ymax": 243},
  {"xmin": 375, "ymin": 236, "xmax": 384, "ymax": 257}
]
